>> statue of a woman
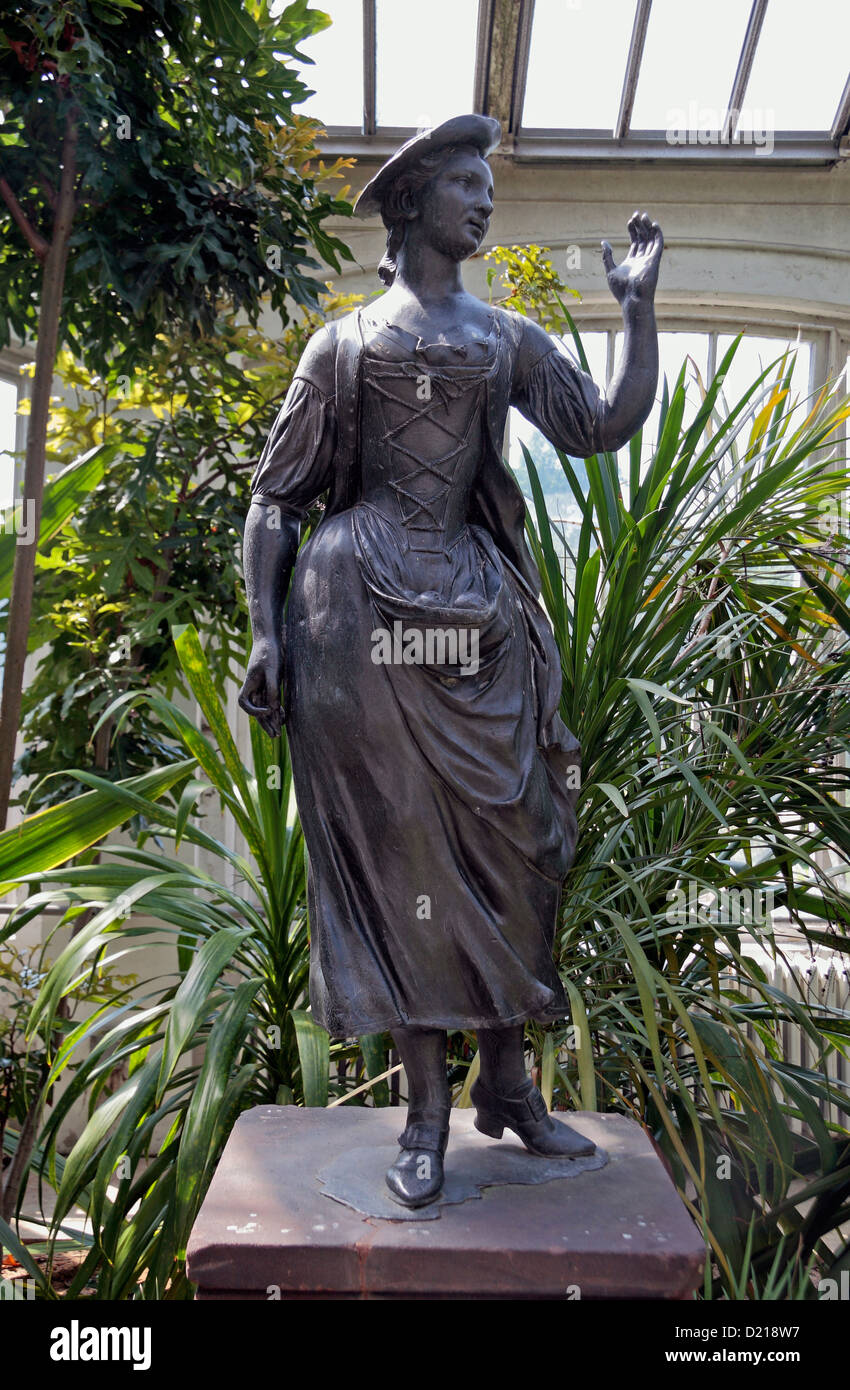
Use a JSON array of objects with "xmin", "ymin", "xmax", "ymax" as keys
[{"xmin": 239, "ymin": 116, "xmax": 662, "ymax": 1208}]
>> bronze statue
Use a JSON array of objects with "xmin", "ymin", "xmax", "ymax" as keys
[{"xmin": 239, "ymin": 115, "xmax": 662, "ymax": 1207}]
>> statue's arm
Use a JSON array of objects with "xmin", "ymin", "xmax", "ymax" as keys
[
  {"xmin": 238, "ymin": 326, "xmax": 337, "ymax": 737},
  {"xmin": 239, "ymin": 508, "xmax": 301, "ymax": 738},
  {"xmin": 511, "ymin": 212, "xmax": 663, "ymax": 458},
  {"xmin": 594, "ymin": 212, "xmax": 662, "ymax": 452},
  {"xmin": 596, "ymin": 301, "xmax": 659, "ymax": 453}
]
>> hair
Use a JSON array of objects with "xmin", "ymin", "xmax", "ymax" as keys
[{"xmin": 376, "ymin": 143, "xmax": 486, "ymax": 287}]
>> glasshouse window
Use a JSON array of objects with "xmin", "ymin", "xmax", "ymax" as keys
[
  {"xmin": 291, "ymin": 0, "xmax": 364, "ymax": 128},
  {"xmin": 0, "ymin": 376, "xmax": 19, "ymax": 512},
  {"xmin": 510, "ymin": 327, "xmax": 815, "ymax": 529},
  {"xmin": 521, "ymin": 0, "xmax": 636, "ymax": 130},
  {"xmin": 4, "ymin": 0, "xmax": 850, "ymax": 1319},
  {"xmin": 375, "ymin": 0, "xmax": 478, "ymax": 129}
]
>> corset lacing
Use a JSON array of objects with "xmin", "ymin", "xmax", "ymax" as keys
[{"xmin": 359, "ymin": 316, "xmax": 499, "ymax": 555}]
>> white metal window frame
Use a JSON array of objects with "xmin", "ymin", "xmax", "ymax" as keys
[
  {"xmin": 312, "ymin": 0, "xmax": 850, "ymax": 167},
  {"xmin": 0, "ymin": 347, "xmax": 30, "ymax": 509}
]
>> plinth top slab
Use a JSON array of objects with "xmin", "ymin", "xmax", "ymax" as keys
[{"xmin": 186, "ymin": 1106, "xmax": 704, "ymax": 1299}]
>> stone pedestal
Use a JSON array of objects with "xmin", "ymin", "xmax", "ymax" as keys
[{"xmin": 186, "ymin": 1105, "xmax": 704, "ymax": 1300}]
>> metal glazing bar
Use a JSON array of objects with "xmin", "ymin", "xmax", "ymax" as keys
[
  {"xmin": 830, "ymin": 71, "xmax": 850, "ymax": 142},
  {"xmin": 510, "ymin": 0, "xmax": 536, "ymax": 135},
  {"xmin": 722, "ymin": 0, "xmax": 768, "ymax": 144},
  {"xmin": 614, "ymin": 0, "xmax": 652, "ymax": 140},
  {"xmin": 363, "ymin": 0, "xmax": 376, "ymax": 136},
  {"xmin": 473, "ymin": 0, "xmax": 494, "ymax": 114}
]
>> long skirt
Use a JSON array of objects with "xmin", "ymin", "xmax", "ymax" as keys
[{"xmin": 283, "ymin": 502, "xmax": 580, "ymax": 1037}]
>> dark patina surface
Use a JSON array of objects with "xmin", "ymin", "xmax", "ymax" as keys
[{"xmin": 238, "ymin": 115, "xmax": 663, "ymax": 1207}]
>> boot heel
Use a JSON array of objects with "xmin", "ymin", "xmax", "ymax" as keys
[{"xmin": 474, "ymin": 1111, "xmax": 504, "ymax": 1140}]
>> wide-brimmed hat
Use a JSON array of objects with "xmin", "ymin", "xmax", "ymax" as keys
[{"xmin": 353, "ymin": 114, "xmax": 502, "ymax": 220}]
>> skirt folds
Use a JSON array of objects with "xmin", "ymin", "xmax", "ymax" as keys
[{"xmin": 284, "ymin": 503, "xmax": 580, "ymax": 1037}]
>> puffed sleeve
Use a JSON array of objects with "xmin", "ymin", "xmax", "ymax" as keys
[
  {"xmin": 510, "ymin": 316, "xmax": 603, "ymax": 459},
  {"xmin": 249, "ymin": 326, "xmax": 337, "ymax": 519}
]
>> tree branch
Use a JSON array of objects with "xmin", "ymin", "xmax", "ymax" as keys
[
  {"xmin": 189, "ymin": 456, "xmax": 256, "ymax": 500},
  {"xmin": 0, "ymin": 173, "xmax": 49, "ymax": 261}
]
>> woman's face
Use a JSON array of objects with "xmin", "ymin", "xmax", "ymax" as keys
[{"xmin": 413, "ymin": 149, "xmax": 495, "ymax": 262}]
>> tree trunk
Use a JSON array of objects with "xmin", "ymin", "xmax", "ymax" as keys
[
  {"xmin": 0, "ymin": 111, "xmax": 77, "ymax": 829},
  {"xmin": 0, "ymin": 1086, "xmax": 43, "ymax": 1227}
]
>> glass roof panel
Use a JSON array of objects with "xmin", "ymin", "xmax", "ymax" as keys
[
  {"xmin": 376, "ymin": 0, "xmax": 478, "ymax": 129},
  {"xmin": 737, "ymin": 0, "xmax": 850, "ymax": 133},
  {"xmin": 630, "ymin": 0, "xmax": 751, "ymax": 132},
  {"xmin": 291, "ymin": 1, "xmax": 363, "ymax": 128},
  {"xmin": 521, "ymin": 0, "xmax": 636, "ymax": 131}
]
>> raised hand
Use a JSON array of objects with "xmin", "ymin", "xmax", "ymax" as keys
[{"xmin": 601, "ymin": 210, "xmax": 663, "ymax": 308}]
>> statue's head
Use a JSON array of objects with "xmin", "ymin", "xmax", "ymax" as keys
[{"xmin": 353, "ymin": 115, "xmax": 501, "ymax": 286}]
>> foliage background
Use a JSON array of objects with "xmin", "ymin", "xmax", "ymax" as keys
[
  {"xmin": 1, "ymin": 196, "xmax": 849, "ymax": 1298},
  {"xmin": 17, "ymin": 279, "xmax": 359, "ymax": 809}
]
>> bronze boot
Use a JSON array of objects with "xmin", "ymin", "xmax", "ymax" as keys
[
  {"xmin": 471, "ymin": 1077, "xmax": 595, "ymax": 1158},
  {"xmin": 385, "ymin": 1120, "xmax": 449, "ymax": 1207}
]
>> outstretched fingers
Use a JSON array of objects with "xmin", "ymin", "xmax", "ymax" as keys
[
  {"xmin": 631, "ymin": 212, "xmax": 664, "ymax": 264},
  {"xmin": 627, "ymin": 209, "xmax": 641, "ymax": 255},
  {"xmin": 605, "ymin": 211, "xmax": 663, "ymax": 294},
  {"xmin": 635, "ymin": 211, "xmax": 653, "ymax": 257}
]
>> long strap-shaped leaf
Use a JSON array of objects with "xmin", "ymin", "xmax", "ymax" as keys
[
  {"xmin": 173, "ymin": 624, "xmax": 254, "ymax": 815},
  {"xmin": 157, "ymin": 927, "xmax": 247, "ymax": 1106},
  {"xmin": 291, "ymin": 1009, "xmax": 329, "ymax": 1107},
  {"xmin": 562, "ymin": 978, "xmax": 597, "ymax": 1112},
  {"xmin": 0, "ymin": 758, "xmax": 195, "ymax": 892},
  {"xmin": 0, "ymin": 442, "xmax": 117, "ymax": 601},
  {"xmin": 173, "ymin": 977, "xmax": 261, "ymax": 1254}
]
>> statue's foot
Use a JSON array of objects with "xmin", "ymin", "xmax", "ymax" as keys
[
  {"xmin": 385, "ymin": 1121, "xmax": 449, "ymax": 1208},
  {"xmin": 471, "ymin": 1077, "xmax": 596, "ymax": 1159}
]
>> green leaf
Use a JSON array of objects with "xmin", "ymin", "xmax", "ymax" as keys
[
  {"xmin": 596, "ymin": 781, "xmax": 629, "ymax": 818},
  {"xmin": 198, "ymin": 0, "xmax": 261, "ymax": 52},
  {"xmin": 359, "ymin": 1032, "xmax": 390, "ymax": 1106},
  {"xmin": 540, "ymin": 1031, "xmax": 555, "ymax": 1110},
  {"xmin": 0, "ymin": 759, "xmax": 195, "ymax": 892},
  {"xmin": 0, "ymin": 444, "xmax": 116, "ymax": 600},
  {"xmin": 0, "ymin": 1216, "xmax": 50, "ymax": 1294},
  {"xmin": 562, "ymin": 979, "xmax": 597, "ymax": 1112},
  {"xmin": 157, "ymin": 928, "xmax": 246, "ymax": 1105},
  {"xmin": 291, "ymin": 1009, "xmax": 329, "ymax": 1107},
  {"xmin": 172, "ymin": 625, "xmax": 255, "ymax": 826},
  {"xmin": 173, "ymin": 978, "xmax": 260, "ymax": 1252}
]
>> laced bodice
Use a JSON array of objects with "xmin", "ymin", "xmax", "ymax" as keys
[{"xmin": 358, "ymin": 315, "xmax": 500, "ymax": 560}]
